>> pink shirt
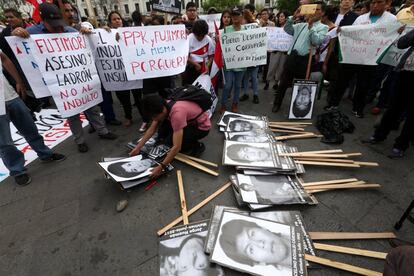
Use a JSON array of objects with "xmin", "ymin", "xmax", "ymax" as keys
[{"xmin": 168, "ymin": 101, "xmax": 211, "ymax": 132}]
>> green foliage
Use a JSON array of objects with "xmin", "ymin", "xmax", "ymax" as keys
[
  {"xmin": 276, "ymin": 0, "xmax": 299, "ymax": 14},
  {"xmin": 202, "ymin": 0, "xmax": 241, "ymax": 12}
]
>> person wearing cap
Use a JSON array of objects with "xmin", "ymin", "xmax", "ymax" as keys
[{"xmin": 12, "ymin": 2, "xmax": 118, "ymax": 153}]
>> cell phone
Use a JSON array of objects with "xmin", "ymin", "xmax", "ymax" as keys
[{"xmin": 300, "ymin": 4, "xmax": 318, "ymax": 15}]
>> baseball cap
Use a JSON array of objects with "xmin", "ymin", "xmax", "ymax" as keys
[{"xmin": 39, "ymin": 3, "xmax": 66, "ymax": 27}]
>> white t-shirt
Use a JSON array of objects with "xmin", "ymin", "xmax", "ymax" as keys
[
  {"xmin": 188, "ymin": 33, "xmax": 215, "ymax": 63},
  {"xmin": 335, "ymin": 14, "xmax": 344, "ymax": 26},
  {"xmin": 353, "ymin": 11, "xmax": 397, "ymax": 25}
]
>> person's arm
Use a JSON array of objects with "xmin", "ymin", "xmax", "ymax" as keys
[
  {"xmin": 309, "ymin": 24, "xmax": 328, "ymax": 46},
  {"xmin": 0, "ymin": 52, "xmax": 26, "ymax": 98},
  {"xmin": 150, "ymin": 129, "xmax": 183, "ymax": 178},
  {"xmin": 397, "ymin": 29, "xmax": 414, "ymax": 49},
  {"xmin": 284, "ymin": 16, "xmax": 295, "ymax": 35},
  {"xmin": 11, "ymin": 27, "xmax": 30, "ymax": 38},
  {"xmin": 129, "ymin": 120, "xmax": 159, "ymax": 156}
]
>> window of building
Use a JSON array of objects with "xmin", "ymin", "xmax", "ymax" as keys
[
  {"xmin": 146, "ymin": 2, "xmax": 151, "ymax": 12},
  {"xmin": 124, "ymin": 4, "xmax": 129, "ymax": 14},
  {"xmin": 135, "ymin": 3, "xmax": 140, "ymax": 12},
  {"xmin": 250, "ymin": 0, "xmax": 254, "ymax": 5},
  {"xmin": 114, "ymin": 5, "xmax": 118, "ymax": 11},
  {"xmin": 103, "ymin": 6, "xmax": 108, "ymax": 16},
  {"xmin": 195, "ymin": 0, "xmax": 199, "ymax": 7},
  {"xmin": 93, "ymin": 7, "xmax": 98, "ymax": 16},
  {"xmin": 84, "ymin": 8, "xmax": 89, "ymax": 17}
]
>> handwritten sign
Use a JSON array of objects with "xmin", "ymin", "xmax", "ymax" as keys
[
  {"xmin": 266, "ymin": 27, "xmax": 293, "ymax": 52},
  {"xmin": 118, "ymin": 25, "xmax": 189, "ymax": 80},
  {"xmin": 30, "ymin": 33, "xmax": 102, "ymax": 118},
  {"xmin": 220, "ymin": 27, "xmax": 267, "ymax": 69},
  {"xmin": 192, "ymin": 74, "xmax": 217, "ymax": 118},
  {"xmin": 199, "ymin": 14, "xmax": 222, "ymax": 34},
  {"xmin": 338, "ymin": 22, "xmax": 402, "ymax": 65},
  {"xmin": 88, "ymin": 29, "xmax": 143, "ymax": 91},
  {"xmin": 380, "ymin": 26, "xmax": 413, "ymax": 67},
  {"xmin": 152, "ymin": 0, "xmax": 181, "ymax": 14},
  {"xmin": 0, "ymin": 59, "xmax": 4, "ymax": 116},
  {"xmin": 5, "ymin": 36, "xmax": 51, "ymax": 98}
]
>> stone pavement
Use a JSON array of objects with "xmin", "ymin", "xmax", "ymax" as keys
[{"xmin": 0, "ymin": 84, "xmax": 413, "ymax": 276}]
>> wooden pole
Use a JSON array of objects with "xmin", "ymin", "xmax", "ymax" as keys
[
  {"xmin": 269, "ymin": 121, "xmax": 312, "ymax": 125},
  {"xmin": 176, "ymin": 171, "xmax": 189, "ymax": 225},
  {"xmin": 288, "ymin": 149, "xmax": 344, "ymax": 154},
  {"xmin": 281, "ymin": 153, "xmax": 351, "ymax": 158},
  {"xmin": 306, "ymin": 47, "xmax": 313, "ymax": 80},
  {"xmin": 295, "ymin": 160, "xmax": 361, "ymax": 168},
  {"xmin": 269, "ymin": 125, "xmax": 305, "ymax": 131},
  {"xmin": 174, "ymin": 155, "xmax": 219, "ymax": 176},
  {"xmin": 305, "ymin": 255, "xmax": 383, "ymax": 276},
  {"xmin": 313, "ymin": 243, "xmax": 387, "ymax": 260},
  {"xmin": 309, "ymin": 232, "xmax": 396, "ymax": 240},
  {"xmin": 305, "ymin": 183, "xmax": 380, "ymax": 191},
  {"xmin": 271, "ymin": 129, "xmax": 309, "ymax": 134},
  {"xmin": 302, "ymin": 178, "xmax": 359, "ymax": 187},
  {"xmin": 295, "ymin": 157, "xmax": 357, "ymax": 163},
  {"xmin": 275, "ymin": 133, "xmax": 318, "ymax": 141},
  {"xmin": 303, "ymin": 180, "xmax": 366, "ymax": 189},
  {"xmin": 157, "ymin": 182, "xmax": 231, "ymax": 236},
  {"xmin": 176, "ymin": 153, "xmax": 218, "ymax": 168}
]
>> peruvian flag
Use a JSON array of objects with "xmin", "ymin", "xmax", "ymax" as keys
[
  {"xmin": 26, "ymin": 0, "xmax": 45, "ymax": 23},
  {"xmin": 210, "ymin": 22, "xmax": 223, "ymax": 87}
]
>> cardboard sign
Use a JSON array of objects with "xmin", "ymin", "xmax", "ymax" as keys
[
  {"xmin": 220, "ymin": 27, "xmax": 267, "ymax": 69},
  {"xmin": 88, "ymin": 29, "xmax": 143, "ymax": 91},
  {"xmin": 118, "ymin": 25, "xmax": 189, "ymax": 80},
  {"xmin": 199, "ymin": 13, "xmax": 222, "ymax": 34},
  {"xmin": 267, "ymin": 27, "xmax": 293, "ymax": 52},
  {"xmin": 29, "ymin": 33, "xmax": 103, "ymax": 118},
  {"xmin": 5, "ymin": 36, "xmax": 51, "ymax": 98},
  {"xmin": 192, "ymin": 74, "xmax": 217, "ymax": 117},
  {"xmin": 0, "ymin": 109, "xmax": 88, "ymax": 183},
  {"xmin": 380, "ymin": 26, "xmax": 413, "ymax": 66},
  {"xmin": 289, "ymin": 80, "xmax": 318, "ymax": 120},
  {"xmin": 300, "ymin": 4, "xmax": 318, "ymax": 15},
  {"xmin": 338, "ymin": 22, "xmax": 402, "ymax": 65},
  {"xmin": 152, "ymin": 0, "xmax": 181, "ymax": 14}
]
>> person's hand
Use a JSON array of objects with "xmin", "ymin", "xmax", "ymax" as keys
[
  {"xmin": 102, "ymin": 26, "xmax": 111, "ymax": 33},
  {"xmin": 15, "ymin": 83, "xmax": 27, "ymax": 100},
  {"xmin": 12, "ymin": 27, "xmax": 29, "ymax": 38},
  {"xmin": 293, "ymin": 7, "xmax": 301, "ymax": 20},
  {"xmin": 398, "ymin": 25, "xmax": 406, "ymax": 35},
  {"xmin": 79, "ymin": 26, "xmax": 92, "ymax": 35},
  {"xmin": 150, "ymin": 165, "xmax": 163, "ymax": 179},
  {"xmin": 129, "ymin": 145, "xmax": 142, "ymax": 156},
  {"xmin": 115, "ymin": 32, "xmax": 120, "ymax": 42}
]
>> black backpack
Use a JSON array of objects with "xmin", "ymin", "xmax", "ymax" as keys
[{"xmin": 164, "ymin": 85, "xmax": 213, "ymax": 113}]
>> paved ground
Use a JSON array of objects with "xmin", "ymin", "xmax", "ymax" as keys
[{"xmin": 0, "ymin": 82, "xmax": 413, "ymax": 276}]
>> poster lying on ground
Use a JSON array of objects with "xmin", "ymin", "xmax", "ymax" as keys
[
  {"xmin": 5, "ymin": 36, "xmax": 51, "ymax": 98},
  {"xmin": 159, "ymin": 220, "xmax": 224, "ymax": 276},
  {"xmin": 224, "ymin": 130, "xmax": 275, "ymax": 143},
  {"xmin": 152, "ymin": 0, "xmax": 181, "ymax": 14},
  {"xmin": 218, "ymin": 111, "xmax": 266, "ymax": 127},
  {"xmin": 210, "ymin": 211, "xmax": 306, "ymax": 276},
  {"xmin": 338, "ymin": 21, "xmax": 402, "ymax": 65},
  {"xmin": 220, "ymin": 27, "xmax": 267, "ymax": 69},
  {"xmin": 88, "ymin": 29, "xmax": 143, "ymax": 91},
  {"xmin": 266, "ymin": 27, "xmax": 293, "ymax": 52},
  {"xmin": 288, "ymin": 80, "xmax": 317, "ymax": 120},
  {"xmin": 118, "ymin": 25, "xmax": 189, "ymax": 80},
  {"xmin": 225, "ymin": 117, "xmax": 268, "ymax": 133},
  {"xmin": 29, "ymin": 33, "xmax": 103, "ymax": 118}
]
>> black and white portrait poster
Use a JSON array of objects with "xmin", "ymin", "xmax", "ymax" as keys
[
  {"xmin": 218, "ymin": 111, "xmax": 266, "ymax": 127},
  {"xmin": 225, "ymin": 130, "xmax": 275, "ymax": 143},
  {"xmin": 288, "ymin": 80, "xmax": 318, "ymax": 120},
  {"xmin": 236, "ymin": 174, "xmax": 312, "ymax": 205},
  {"xmin": 98, "ymin": 155, "xmax": 156, "ymax": 182},
  {"xmin": 223, "ymin": 141, "xmax": 279, "ymax": 168},
  {"xmin": 152, "ymin": 0, "xmax": 181, "ymax": 14},
  {"xmin": 211, "ymin": 212, "xmax": 306, "ymax": 276},
  {"xmin": 225, "ymin": 117, "xmax": 268, "ymax": 133},
  {"xmin": 159, "ymin": 220, "xmax": 224, "ymax": 276}
]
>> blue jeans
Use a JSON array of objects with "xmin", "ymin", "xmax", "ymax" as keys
[
  {"xmin": 242, "ymin": 67, "xmax": 259, "ymax": 96},
  {"xmin": 0, "ymin": 97, "xmax": 52, "ymax": 176},
  {"xmin": 221, "ymin": 70, "xmax": 245, "ymax": 108},
  {"xmin": 99, "ymin": 86, "xmax": 116, "ymax": 122}
]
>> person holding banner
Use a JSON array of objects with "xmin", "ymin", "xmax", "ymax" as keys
[
  {"xmin": 272, "ymin": 1, "xmax": 328, "ymax": 113},
  {"xmin": 0, "ymin": 51, "xmax": 66, "ymax": 186},
  {"xmin": 12, "ymin": 3, "xmax": 118, "ymax": 153}
]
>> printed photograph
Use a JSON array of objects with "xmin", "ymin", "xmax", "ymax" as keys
[
  {"xmin": 223, "ymin": 141, "xmax": 276, "ymax": 168},
  {"xmin": 98, "ymin": 155, "xmax": 156, "ymax": 182},
  {"xmin": 225, "ymin": 130, "xmax": 275, "ymax": 143},
  {"xmin": 289, "ymin": 81, "xmax": 318, "ymax": 119},
  {"xmin": 218, "ymin": 111, "xmax": 264, "ymax": 127},
  {"xmin": 225, "ymin": 117, "xmax": 267, "ymax": 133}
]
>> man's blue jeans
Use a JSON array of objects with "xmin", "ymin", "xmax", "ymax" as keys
[
  {"xmin": 221, "ymin": 70, "xmax": 245, "ymax": 108},
  {"xmin": 0, "ymin": 97, "xmax": 52, "ymax": 176},
  {"xmin": 242, "ymin": 67, "xmax": 259, "ymax": 96}
]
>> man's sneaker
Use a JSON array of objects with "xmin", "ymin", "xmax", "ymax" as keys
[
  {"xmin": 191, "ymin": 142, "xmax": 206, "ymax": 157},
  {"xmin": 106, "ymin": 119, "xmax": 122, "ymax": 126},
  {"xmin": 323, "ymin": 105, "xmax": 338, "ymax": 111},
  {"xmin": 77, "ymin": 143, "xmax": 89, "ymax": 153},
  {"xmin": 41, "ymin": 153, "xmax": 66, "ymax": 163},
  {"xmin": 388, "ymin": 148, "xmax": 404, "ymax": 159},
  {"xmin": 99, "ymin": 132, "xmax": 118, "ymax": 140},
  {"xmin": 240, "ymin": 94, "xmax": 249, "ymax": 102},
  {"xmin": 139, "ymin": 122, "xmax": 148, "ymax": 132},
  {"xmin": 253, "ymin": 95, "xmax": 259, "ymax": 104},
  {"xmin": 15, "ymin": 174, "xmax": 32, "ymax": 186},
  {"xmin": 361, "ymin": 136, "xmax": 381, "ymax": 144}
]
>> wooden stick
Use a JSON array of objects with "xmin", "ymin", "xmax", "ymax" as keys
[
  {"xmin": 269, "ymin": 125, "xmax": 305, "ymax": 131},
  {"xmin": 303, "ymin": 180, "xmax": 365, "ymax": 189},
  {"xmin": 347, "ymin": 153, "xmax": 363, "ymax": 157},
  {"xmin": 174, "ymin": 155, "xmax": 219, "ymax": 176},
  {"xmin": 295, "ymin": 157, "xmax": 356, "ymax": 163},
  {"xmin": 354, "ymin": 161, "xmax": 379, "ymax": 167},
  {"xmin": 176, "ymin": 171, "xmax": 189, "ymax": 225},
  {"xmin": 304, "ymin": 254, "xmax": 383, "ymax": 276},
  {"xmin": 281, "ymin": 153, "xmax": 351, "ymax": 158},
  {"xmin": 295, "ymin": 160, "xmax": 361, "ymax": 168},
  {"xmin": 157, "ymin": 182, "xmax": 231, "ymax": 236},
  {"xmin": 302, "ymin": 178, "xmax": 359, "ymax": 187},
  {"xmin": 304, "ymin": 183, "xmax": 380, "ymax": 191},
  {"xmin": 271, "ymin": 129, "xmax": 308, "ymax": 134},
  {"xmin": 275, "ymin": 133, "xmax": 317, "ymax": 141},
  {"xmin": 289, "ymin": 149, "xmax": 344, "ymax": 154},
  {"xmin": 309, "ymin": 232, "xmax": 396, "ymax": 240},
  {"xmin": 176, "ymin": 153, "xmax": 219, "ymax": 168},
  {"xmin": 313, "ymin": 243, "xmax": 388, "ymax": 260},
  {"xmin": 268, "ymin": 121, "xmax": 312, "ymax": 125}
]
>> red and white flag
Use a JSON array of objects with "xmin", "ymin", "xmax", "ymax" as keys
[
  {"xmin": 26, "ymin": 0, "xmax": 45, "ymax": 23},
  {"xmin": 210, "ymin": 22, "xmax": 223, "ymax": 87}
]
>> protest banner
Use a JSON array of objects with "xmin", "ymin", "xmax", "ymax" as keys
[
  {"xmin": 5, "ymin": 36, "xmax": 51, "ymax": 98},
  {"xmin": 220, "ymin": 27, "xmax": 267, "ymax": 69},
  {"xmin": 152, "ymin": 0, "xmax": 181, "ymax": 14},
  {"xmin": 199, "ymin": 13, "xmax": 222, "ymax": 34},
  {"xmin": 0, "ymin": 59, "xmax": 4, "ymax": 116},
  {"xmin": 29, "ymin": 32, "xmax": 103, "ymax": 118},
  {"xmin": 0, "ymin": 109, "xmax": 88, "ymax": 183},
  {"xmin": 380, "ymin": 26, "xmax": 413, "ymax": 66},
  {"xmin": 338, "ymin": 22, "xmax": 402, "ymax": 65},
  {"xmin": 118, "ymin": 25, "xmax": 189, "ymax": 80},
  {"xmin": 192, "ymin": 74, "xmax": 217, "ymax": 118},
  {"xmin": 266, "ymin": 27, "xmax": 293, "ymax": 52},
  {"xmin": 88, "ymin": 29, "xmax": 143, "ymax": 91},
  {"xmin": 244, "ymin": 23, "xmax": 259, "ymax": 30}
]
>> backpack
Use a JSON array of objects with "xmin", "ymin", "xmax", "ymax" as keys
[
  {"xmin": 164, "ymin": 85, "xmax": 213, "ymax": 113},
  {"xmin": 316, "ymin": 110, "xmax": 355, "ymax": 144}
]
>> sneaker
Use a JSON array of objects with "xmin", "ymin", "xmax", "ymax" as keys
[
  {"xmin": 253, "ymin": 95, "xmax": 259, "ymax": 104},
  {"xmin": 371, "ymin": 107, "xmax": 381, "ymax": 115},
  {"xmin": 323, "ymin": 105, "xmax": 338, "ymax": 111},
  {"xmin": 139, "ymin": 122, "xmax": 148, "ymax": 132},
  {"xmin": 41, "ymin": 153, "xmax": 66, "ymax": 163},
  {"xmin": 239, "ymin": 94, "xmax": 249, "ymax": 102},
  {"xmin": 388, "ymin": 148, "xmax": 404, "ymax": 159},
  {"xmin": 361, "ymin": 136, "xmax": 381, "ymax": 144},
  {"xmin": 14, "ymin": 174, "xmax": 32, "ymax": 186},
  {"xmin": 77, "ymin": 143, "xmax": 89, "ymax": 153},
  {"xmin": 190, "ymin": 142, "xmax": 206, "ymax": 157},
  {"xmin": 99, "ymin": 132, "xmax": 118, "ymax": 140},
  {"xmin": 263, "ymin": 82, "xmax": 269, "ymax": 90},
  {"xmin": 106, "ymin": 119, "xmax": 122, "ymax": 126}
]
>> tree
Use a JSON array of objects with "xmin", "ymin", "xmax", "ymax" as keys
[
  {"xmin": 202, "ymin": 0, "xmax": 241, "ymax": 12},
  {"xmin": 276, "ymin": 0, "xmax": 299, "ymax": 14}
]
